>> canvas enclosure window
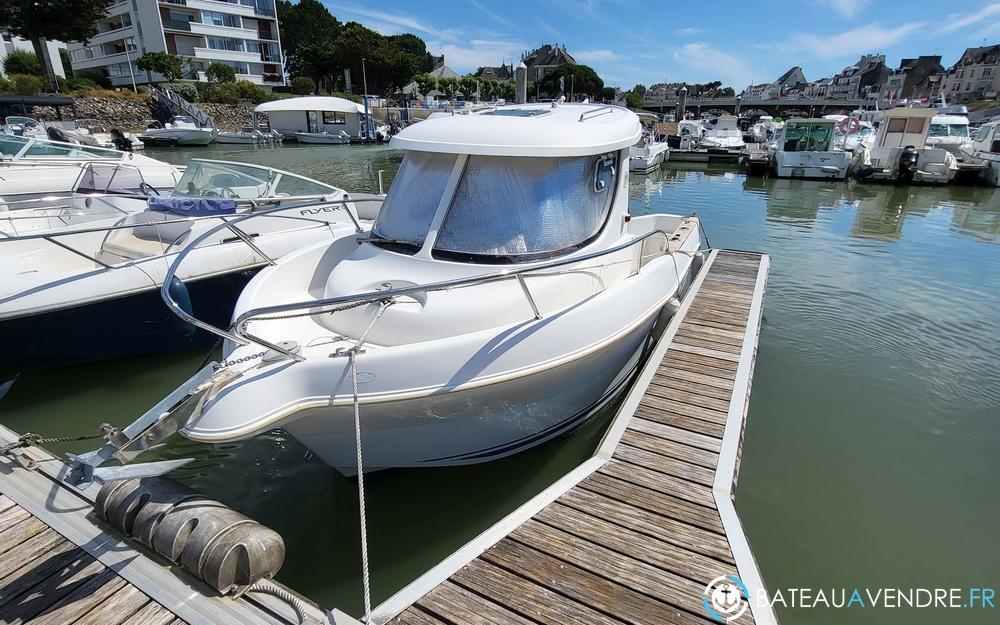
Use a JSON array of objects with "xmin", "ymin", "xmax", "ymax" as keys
[{"xmin": 433, "ymin": 154, "xmax": 616, "ymax": 260}]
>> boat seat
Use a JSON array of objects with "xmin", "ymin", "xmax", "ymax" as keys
[{"xmin": 99, "ymin": 212, "xmax": 193, "ymax": 260}]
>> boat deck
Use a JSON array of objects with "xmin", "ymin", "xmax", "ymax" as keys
[{"xmin": 383, "ymin": 249, "xmax": 775, "ymax": 625}]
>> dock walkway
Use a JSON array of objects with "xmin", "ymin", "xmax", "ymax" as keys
[{"xmin": 382, "ymin": 249, "xmax": 775, "ymax": 625}]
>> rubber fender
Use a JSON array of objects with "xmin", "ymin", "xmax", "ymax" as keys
[{"xmin": 167, "ymin": 276, "xmax": 196, "ymax": 340}]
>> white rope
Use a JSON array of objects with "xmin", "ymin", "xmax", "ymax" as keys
[{"xmin": 347, "ymin": 298, "xmax": 393, "ymax": 623}]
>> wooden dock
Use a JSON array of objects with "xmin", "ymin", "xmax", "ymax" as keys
[{"xmin": 379, "ymin": 249, "xmax": 775, "ymax": 625}]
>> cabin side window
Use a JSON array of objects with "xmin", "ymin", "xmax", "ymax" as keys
[
  {"xmin": 322, "ymin": 111, "xmax": 346, "ymax": 125},
  {"xmin": 432, "ymin": 154, "xmax": 617, "ymax": 263},
  {"xmin": 886, "ymin": 118, "xmax": 908, "ymax": 133},
  {"xmin": 370, "ymin": 151, "xmax": 456, "ymax": 250}
]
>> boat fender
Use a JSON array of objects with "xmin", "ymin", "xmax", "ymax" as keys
[
  {"xmin": 96, "ymin": 477, "xmax": 286, "ymax": 594},
  {"xmin": 167, "ymin": 276, "xmax": 196, "ymax": 341}
]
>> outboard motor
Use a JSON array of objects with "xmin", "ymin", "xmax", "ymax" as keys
[
  {"xmin": 110, "ymin": 128, "xmax": 133, "ymax": 152},
  {"xmin": 897, "ymin": 145, "xmax": 919, "ymax": 183}
]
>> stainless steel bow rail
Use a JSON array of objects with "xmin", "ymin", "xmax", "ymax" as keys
[{"xmin": 161, "ymin": 214, "xmax": 698, "ymax": 364}]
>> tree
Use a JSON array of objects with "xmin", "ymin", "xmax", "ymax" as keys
[
  {"xmin": 538, "ymin": 64, "xmax": 604, "ymax": 100},
  {"xmin": 479, "ymin": 79, "xmax": 496, "ymax": 102},
  {"xmin": 495, "ymin": 80, "xmax": 515, "ymax": 101},
  {"xmin": 625, "ymin": 91, "xmax": 644, "ymax": 109},
  {"xmin": 436, "ymin": 76, "xmax": 459, "ymax": 100},
  {"xmin": 136, "ymin": 52, "xmax": 184, "ymax": 83},
  {"xmin": 3, "ymin": 50, "xmax": 39, "ymax": 76},
  {"xmin": 277, "ymin": 0, "xmax": 341, "ymax": 77},
  {"xmin": 632, "ymin": 84, "xmax": 647, "ymax": 99},
  {"xmin": 10, "ymin": 73, "xmax": 42, "ymax": 95},
  {"xmin": 600, "ymin": 87, "xmax": 617, "ymax": 102},
  {"xmin": 291, "ymin": 76, "xmax": 315, "ymax": 95},
  {"xmin": 414, "ymin": 73, "xmax": 437, "ymax": 98},
  {"xmin": 458, "ymin": 76, "xmax": 479, "ymax": 100},
  {"xmin": 721, "ymin": 86, "xmax": 735, "ymax": 97},
  {"xmin": 0, "ymin": 0, "xmax": 109, "ymax": 91},
  {"xmin": 59, "ymin": 48, "xmax": 73, "ymax": 78},
  {"xmin": 206, "ymin": 63, "xmax": 237, "ymax": 83}
]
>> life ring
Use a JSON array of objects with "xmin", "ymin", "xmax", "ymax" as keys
[{"xmin": 837, "ymin": 117, "xmax": 862, "ymax": 134}]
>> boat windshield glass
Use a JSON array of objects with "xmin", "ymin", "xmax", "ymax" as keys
[
  {"xmin": 928, "ymin": 123, "xmax": 969, "ymax": 138},
  {"xmin": 370, "ymin": 151, "xmax": 456, "ymax": 249},
  {"xmin": 974, "ymin": 126, "xmax": 993, "ymax": 142},
  {"xmin": 0, "ymin": 135, "xmax": 29, "ymax": 158},
  {"xmin": 174, "ymin": 161, "xmax": 271, "ymax": 198},
  {"xmin": 0, "ymin": 135, "xmax": 123, "ymax": 160},
  {"xmin": 433, "ymin": 154, "xmax": 616, "ymax": 261},
  {"xmin": 783, "ymin": 123, "xmax": 833, "ymax": 151}
]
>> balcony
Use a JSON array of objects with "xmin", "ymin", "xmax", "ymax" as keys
[
  {"xmin": 190, "ymin": 22, "xmax": 258, "ymax": 39},
  {"xmin": 193, "ymin": 46, "xmax": 259, "ymax": 63},
  {"xmin": 162, "ymin": 19, "xmax": 192, "ymax": 31}
]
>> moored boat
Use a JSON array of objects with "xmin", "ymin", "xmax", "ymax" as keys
[
  {"xmin": 850, "ymin": 108, "xmax": 958, "ymax": 184},
  {"xmin": 139, "ymin": 116, "xmax": 217, "ymax": 146},
  {"xmin": 770, "ymin": 118, "xmax": 852, "ymax": 179}
]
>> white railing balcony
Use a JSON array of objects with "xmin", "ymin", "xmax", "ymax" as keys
[
  {"xmin": 190, "ymin": 22, "xmax": 259, "ymax": 39},
  {"xmin": 187, "ymin": 0, "xmax": 255, "ymax": 16},
  {"xmin": 235, "ymin": 73, "xmax": 264, "ymax": 85},
  {"xmin": 193, "ymin": 46, "xmax": 259, "ymax": 63}
]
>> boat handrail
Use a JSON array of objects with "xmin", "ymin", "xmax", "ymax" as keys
[
  {"xmin": 160, "ymin": 212, "xmax": 678, "ymax": 363},
  {"xmin": 579, "ymin": 105, "xmax": 618, "ymax": 123}
]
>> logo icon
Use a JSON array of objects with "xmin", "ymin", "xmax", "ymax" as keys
[{"xmin": 703, "ymin": 576, "xmax": 749, "ymax": 622}]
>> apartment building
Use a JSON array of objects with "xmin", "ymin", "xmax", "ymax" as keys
[
  {"xmin": 67, "ymin": 0, "xmax": 283, "ymax": 88},
  {"xmin": 941, "ymin": 45, "xmax": 1000, "ymax": 102}
]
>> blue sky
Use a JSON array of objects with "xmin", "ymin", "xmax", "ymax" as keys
[{"xmin": 318, "ymin": 0, "xmax": 1000, "ymax": 89}]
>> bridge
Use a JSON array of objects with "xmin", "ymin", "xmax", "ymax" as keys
[{"xmin": 642, "ymin": 96, "xmax": 869, "ymax": 118}]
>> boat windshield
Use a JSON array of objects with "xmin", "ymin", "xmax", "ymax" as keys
[
  {"xmin": 433, "ymin": 154, "xmax": 616, "ymax": 262},
  {"xmin": 783, "ymin": 123, "xmax": 833, "ymax": 151},
  {"xmin": 370, "ymin": 151, "xmax": 456, "ymax": 249},
  {"xmin": 928, "ymin": 123, "xmax": 969, "ymax": 138},
  {"xmin": 0, "ymin": 134, "xmax": 122, "ymax": 160},
  {"xmin": 174, "ymin": 161, "xmax": 274, "ymax": 198}
]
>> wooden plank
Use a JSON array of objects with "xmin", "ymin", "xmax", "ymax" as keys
[
  {"xmin": 511, "ymin": 519, "xmax": 718, "ymax": 624},
  {"xmin": 72, "ymin": 584, "xmax": 152, "ymax": 625},
  {"xmin": 453, "ymin": 557, "xmax": 627, "ymax": 625},
  {"xmin": 535, "ymin": 503, "xmax": 737, "ymax": 584},
  {"xmin": 417, "ymin": 579, "xmax": 535, "ymax": 625},
  {"xmin": 681, "ymin": 315, "xmax": 749, "ymax": 333},
  {"xmin": 393, "ymin": 606, "xmax": 453, "ymax": 625},
  {"xmin": 0, "ymin": 504, "xmax": 31, "ymax": 532},
  {"xmin": 665, "ymin": 348, "xmax": 739, "ymax": 373},
  {"xmin": 675, "ymin": 326, "xmax": 745, "ymax": 346},
  {"xmin": 660, "ymin": 355, "xmax": 738, "ymax": 381},
  {"xmin": 116, "ymin": 600, "xmax": 178, "ymax": 625},
  {"xmin": 597, "ymin": 459, "xmax": 716, "ymax": 508},
  {"xmin": 673, "ymin": 332, "xmax": 744, "ymax": 354},
  {"xmin": 670, "ymin": 340, "xmax": 744, "ymax": 363},
  {"xmin": 27, "ymin": 570, "xmax": 128, "ymax": 625},
  {"xmin": 614, "ymin": 443, "xmax": 716, "ymax": 487},
  {"xmin": 0, "ymin": 516, "xmax": 48, "ymax": 557},
  {"xmin": 0, "ymin": 495, "xmax": 16, "ymax": 515},
  {"xmin": 644, "ymin": 383, "xmax": 734, "ymax": 413},
  {"xmin": 639, "ymin": 392, "xmax": 729, "ymax": 426},
  {"xmin": 0, "ymin": 530, "xmax": 70, "ymax": 584},
  {"xmin": 0, "ymin": 553, "xmax": 105, "ymax": 622},
  {"xmin": 0, "ymin": 543, "xmax": 83, "ymax": 608},
  {"xmin": 619, "ymin": 429, "xmax": 720, "ymax": 470},
  {"xmin": 650, "ymin": 374, "xmax": 734, "ymax": 401},
  {"xmin": 482, "ymin": 539, "xmax": 702, "ymax": 625},
  {"xmin": 629, "ymin": 417, "xmax": 723, "ymax": 452},
  {"xmin": 577, "ymin": 472, "xmax": 725, "ymax": 535},
  {"xmin": 654, "ymin": 367, "xmax": 736, "ymax": 393},
  {"xmin": 634, "ymin": 404, "xmax": 726, "ymax": 438}
]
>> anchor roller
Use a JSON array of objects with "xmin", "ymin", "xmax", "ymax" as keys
[{"xmin": 96, "ymin": 477, "xmax": 285, "ymax": 594}]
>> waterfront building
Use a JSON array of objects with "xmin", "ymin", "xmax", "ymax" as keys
[
  {"xmin": 740, "ymin": 66, "xmax": 807, "ymax": 101},
  {"xmin": 880, "ymin": 56, "xmax": 944, "ymax": 104},
  {"xmin": 941, "ymin": 45, "xmax": 1000, "ymax": 102},
  {"xmin": 0, "ymin": 27, "xmax": 65, "ymax": 79},
  {"xmin": 476, "ymin": 63, "xmax": 513, "ymax": 82},
  {"xmin": 520, "ymin": 44, "xmax": 576, "ymax": 82},
  {"xmin": 66, "ymin": 0, "xmax": 284, "ymax": 89},
  {"xmin": 827, "ymin": 54, "xmax": 888, "ymax": 101},
  {"xmin": 400, "ymin": 63, "xmax": 459, "ymax": 100}
]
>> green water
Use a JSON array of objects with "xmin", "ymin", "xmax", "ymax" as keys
[{"xmin": 2, "ymin": 144, "xmax": 999, "ymax": 623}]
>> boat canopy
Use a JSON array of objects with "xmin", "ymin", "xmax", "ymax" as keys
[
  {"xmin": 390, "ymin": 103, "xmax": 641, "ymax": 157},
  {"xmin": 254, "ymin": 96, "xmax": 364, "ymax": 115}
]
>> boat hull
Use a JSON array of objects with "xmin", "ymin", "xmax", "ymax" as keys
[
  {"xmin": 0, "ymin": 271, "xmax": 255, "ymax": 369},
  {"xmin": 281, "ymin": 314, "xmax": 654, "ymax": 474}
]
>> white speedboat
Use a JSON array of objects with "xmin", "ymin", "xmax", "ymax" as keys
[
  {"xmin": 216, "ymin": 128, "xmax": 283, "ymax": 145},
  {"xmin": 825, "ymin": 115, "xmax": 875, "ymax": 152},
  {"xmin": 699, "ymin": 115, "xmax": 745, "ymax": 150},
  {"xmin": 770, "ymin": 118, "xmax": 852, "ymax": 179},
  {"xmin": 0, "ymin": 134, "xmax": 181, "ymax": 202},
  {"xmin": 961, "ymin": 121, "xmax": 1000, "ymax": 185},
  {"xmin": 292, "ymin": 130, "xmax": 351, "ymax": 144},
  {"xmin": 926, "ymin": 114, "xmax": 972, "ymax": 161},
  {"xmin": 139, "ymin": 116, "xmax": 217, "ymax": 146},
  {"xmin": 750, "ymin": 115, "xmax": 782, "ymax": 145},
  {"xmin": 851, "ymin": 108, "xmax": 958, "ymax": 184},
  {"xmin": 0, "ymin": 160, "xmax": 374, "ymax": 366},
  {"xmin": 153, "ymin": 102, "xmax": 703, "ymax": 474},
  {"xmin": 629, "ymin": 132, "xmax": 670, "ymax": 172}
]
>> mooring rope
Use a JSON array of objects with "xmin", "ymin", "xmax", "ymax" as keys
[{"xmin": 346, "ymin": 298, "xmax": 393, "ymax": 623}]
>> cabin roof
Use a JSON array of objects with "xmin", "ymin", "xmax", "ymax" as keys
[
  {"xmin": 881, "ymin": 107, "xmax": 938, "ymax": 119},
  {"xmin": 390, "ymin": 103, "xmax": 641, "ymax": 156},
  {"xmin": 254, "ymin": 96, "xmax": 363, "ymax": 115}
]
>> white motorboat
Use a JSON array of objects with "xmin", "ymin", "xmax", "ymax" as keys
[
  {"xmin": 699, "ymin": 115, "xmax": 745, "ymax": 150},
  {"xmin": 292, "ymin": 130, "xmax": 351, "ymax": 144},
  {"xmin": 0, "ymin": 160, "xmax": 375, "ymax": 366},
  {"xmin": 824, "ymin": 115, "xmax": 875, "ymax": 152},
  {"xmin": 960, "ymin": 121, "xmax": 1000, "ymax": 185},
  {"xmin": 750, "ymin": 115, "xmax": 782, "ymax": 145},
  {"xmin": 147, "ymin": 102, "xmax": 704, "ymax": 475},
  {"xmin": 139, "ymin": 116, "xmax": 217, "ymax": 146},
  {"xmin": 676, "ymin": 119, "xmax": 705, "ymax": 148},
  {"xmin": 770, "ymin": 118, "xmax": 852, "ymax": 179},
  {"xmin": 851, "ymin": 108, "xmax": 958, "ymax": 184},
  {"xmin": 629, "ymin": 132, "xmax": 670, "ymax": 172},
  {"xmin": 216, "ymin": 128, "xmax": 283, "ymax": 145},
  {"xmin": 0, "ymin": 134, "xmax": 181, "ymax": 202},
  {"xmin": 926, "ymin": 114, "xmax": 972, "ymax": 161}
]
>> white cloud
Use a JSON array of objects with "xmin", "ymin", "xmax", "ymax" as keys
[
  {"xmin": 469, "ymin": 0, "xmax": 515, "ymax": 28},
  {"xmin": 816, "ymin": 0, "xmax": 871, "ymax": 18},
  {"xmin": 575, "ymin": 49, "xmax": 623, "ymax": 62},
  {"xmin": 939, "ymin": 3, "xmax": 1000, "ymax": 33},
  {"xmin": 672, "ymin": 42, "xmax": 756, "ymax": 88},
  {"xmin": 675, "ymin": 27, "xmax": 706, "ymax": 36},
  {"xmin": 326, "ymin": 3, "xmax": 459, "ymax": 40},
  {"xmin": 787, "ymin": 22, "xmax": 924, "ymax": 59}
]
